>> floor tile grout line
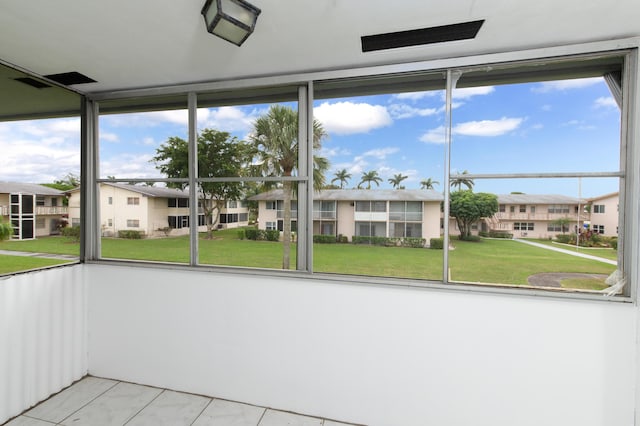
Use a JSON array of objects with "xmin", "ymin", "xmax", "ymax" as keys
[
  {"xmin": 187, "ymin": 396, "xmax": 215, "ymax": 426},
  {"xmin": 122, "ymin": 388, "xmax": 166, "ymax": 426},
  {"xmin": 255, "ymin": 406, "xmax": 268, "ymax": 425},
  {"xmin": 54, "ymin": 378, "xmax": 122, "ymax": 425},
  {"xmin": 16, "ymin": 414, "xmax": 57, "ymax": 425}
]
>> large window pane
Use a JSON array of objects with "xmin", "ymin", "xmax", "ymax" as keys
[{"xmin": 0, "ymin": 116, "xmax": 81, "ymax": 274}]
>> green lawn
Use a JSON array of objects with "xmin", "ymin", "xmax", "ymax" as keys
[
  {"xmin": 0, "ymin": 255, "xmax": 72, "ymax": 274},
  {"xmin": 0, "ymin": 231, "xmax": 617, "ymax": 289},
  {"xmin": 529, "ymin": 238, "xmax": 618, "ymax": 261}
]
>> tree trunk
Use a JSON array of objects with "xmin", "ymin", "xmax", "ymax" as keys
[{"xmin": 282, "ymin": 180, "xmax": 292, "ymax": 270}]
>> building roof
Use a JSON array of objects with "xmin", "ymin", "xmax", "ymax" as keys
[
  {"xmin": 496, "ymin": 194, "xmax": 585, "ymax": 204},
  {"xmin": 587, "ymin": 191, "xmax": 619, "ymax": 202},
  {"xmin": 0, "ymin": 182, "xmax": 64, "ymax": 196},
  {"xmin": 67, "ymin": 182, "xmax": 189, "ymax": 198},
  {"xmin": 250, "ymin": 189, "xmax": 443, "ymax": 202}
]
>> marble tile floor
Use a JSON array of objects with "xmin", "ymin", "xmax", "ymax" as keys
[{"xmin": 3, "ymin": 376, "xmax": 359, "ymax": 426}]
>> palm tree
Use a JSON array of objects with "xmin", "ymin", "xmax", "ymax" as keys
[
  {"xmin": 359, "ymin": 170, "xmax": 383, "ymax": 189},
  {"xmin": 388, "ymin": 173, "xmax": 408, "ymax": 189},
  {"xmin": 251, "ymin": 105, "xmax": 327, "ymax": 270},
  {"xmin": 450, "ymin": 170, "xmax": 474, "ymax": 191},
  {"xmin": 420, "ymin": 177, "xmax": 439, "ymax": 190},
  {"xmin": 331, "ymin": 169, "xmax": 351, "ymax": 189}
]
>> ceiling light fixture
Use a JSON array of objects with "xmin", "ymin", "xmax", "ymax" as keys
[{"xmin": 201, "ymin": 0, "xmax": 261, "ymax": 46}]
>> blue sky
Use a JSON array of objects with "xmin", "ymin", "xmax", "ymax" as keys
[{"xmin": 0, "ymin": 77, "xmax": 620, "ymax": 198}]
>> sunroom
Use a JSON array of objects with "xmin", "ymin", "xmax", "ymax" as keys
[{"xmin": 1, "ymin": 1, "xmax": 640, "ymax": 425}]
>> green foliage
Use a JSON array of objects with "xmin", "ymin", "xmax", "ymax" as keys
[
  {"xmin": 118, "ymin": 230, "xmax": 144, "ymax": 239},
  {"xmin": 458, "ymin": 234, "xmax": 481, "ymax": 242},
  {"xmin": 479, "ymin": 231, "xmax": 513, "ymax": 239},
  {"xmin": 358, "ymin": 170, "xmax": 383, "ymax": 189},
  {"xmin": 313, "ymin": 235, "xmax": 337, "ymax": 243},
  {"xmin": 450, "ymin": 170, "xmax": 474, "ymax": 191},
  {"xmin": 244, "ymin": 228, "xmax": 261, "ymax": 240},
  {"xmin": 388, "ymin": 173, "xmax": 408, "ymax": 189},
  {"xmin": 338, "ymin": 234, "xmax": 348, "ymax": 243},
  {"xmin": 611, "ymin": 238, "xmax": 618, "ymax": 250},
  {"xmin": 449, "ymin": 190, "xmax": 499, "ymax": 239},
  {"xmin": 420, "ymin": 178, "xmax": 439, "ymax": 190},
  {"xmin": 555, "ymin": 234, "xmax": 572, "ymax": 244},
  {"xmin": 0, "ymin": 220, "xmax": 12, "ymax": 241},
  {"xmin": 153, "ymin": 128, "xmax": 255, "ymax": 239},
  {"xmin": 236, "ymin": 229, "xmax": 245, "ymax": 240},
  {"xmin": 401, "ymin": 238, "xmax": 426, "ymax": 248},
  {"xmin": 61, "ymin": 226, "xmax": 81, "ymax": 242},
  {"xmin": 265, "ymin": 230, "xmax": 280, "ymax": 242},
  {"xmin": 351, "ymin": 235, "xmax": 425, "ymax": 248},
  {"xmin": 331, "ymin": 169, "xmax": 351, "ymax": 189},
  {"xmin": 429, "ymin": 238, "xmax": 444, "ymax": 249}
]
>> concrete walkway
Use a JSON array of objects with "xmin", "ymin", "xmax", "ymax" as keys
[
  {"xmin": 0, "ymin": 249, "xmax": 78, "ymax": 260},
  {"xmin": 513, "ymin": 238, "xmax": 617, "ymax": 265}
]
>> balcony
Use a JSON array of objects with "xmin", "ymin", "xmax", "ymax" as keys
[
  {"xmin": 313, "ymin": 210, "xmax": 336, "ymax": 220},
  {"xmin": 35, "ymin": 206, "xmax": 68, "ymax": 215}
]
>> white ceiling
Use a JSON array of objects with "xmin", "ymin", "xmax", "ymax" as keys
[{"xmin": 1, "ymin": 0, "xmax": 639, "ymax": 96}]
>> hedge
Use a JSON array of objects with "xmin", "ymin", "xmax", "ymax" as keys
[
  {"xmin": 429, "ymin": 238, "xmax": 444, "ymax": 249},
  {"xmin": 118, "ymin": 230, "xmax": 144, "ymax": 239},
  {"xmin": 0, "ymin": 220, "xmax": 13, "ymax": 241},
  {"xmin": 61, "ymin": 226, "xmax": 81, "ymax": 242},
  {"xmin": 313, "ymin": 235, "xmax": 337, "ymax": 243},
  {"xmin": 351, "ymin": 235, "xmax": 426, "ymax": 248},
  {"xmin": 479, "ymin": 231, "xmax": 513, "ymax": 239}
]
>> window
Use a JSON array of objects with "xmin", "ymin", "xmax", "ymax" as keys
[
  {"xmin": 36, "ymin": 218, "xmax": 45, "ymax": 229},
  {"xmin": 88, "ymin": 46, "xmax": 630, "ymax": 297},
  {"xmin": 108, "ymin": 219, "xmax": 113, "ymax": 227},
  {"xmin": 108, "ymin": 196, "xmax": 113, "ymax": 205},
  {"xmin": 127, "ymin": 197, "xmax": 140, "ymax": 205},
  {"xmin": 36, "ymin": 196, "xmax": 45, "ymax": 206},
  {"xmin": 593, "ymin": 224, "xmax": 605, "ymax": 234},
  {"xmin": 593, "ymin": 204, "xmax": 605, "ymax": 213},
  {"xmin": 127, "ymin": 219, "xmax": 139, "ymax": 228},
  {"xmin": 227, "ymin": 200, "xmax": 237, "ymax": 208}
]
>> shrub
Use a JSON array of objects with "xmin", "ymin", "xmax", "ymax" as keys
[
  {"xmin": 313, "ymin": 235, "xmax": 337, "ymax": 243},
  {"xmin": 237, "ymin": 229, "xmax": 245, "ymax": 240},
  {"xmin": 265, "ymin": 230, "xmax": 280, "ymax": 242},
  {"xmin": 611, "ymin": 238, "xmax": 618, "ymax": 250},
  {"xmin": 401, "ymin": 238, "xmax": 426, "ymax": 248},
  {"xmin": 555, "ymin": 234, "xmax": 572, "ymax": 244},
  {"xmin": 458, "ymin": 234, "xmax": 481, "ymax": 242},
  {"xmin": 338, "ymin": 234, "xmax": 348, "ymax": 243},
  {"xmin": 61, "ymin": 226, "xmax": 81, "ymax": 242},
  {"xmin": 0, "ymin": 220, "xmax": 13, "ymax": 241},
  {"xmin": 118, "ymin": 230, "xmax": 144, "ymax": 239},
  {"xmin": 245, "ymin": 228, "xmax": 259, "ymax": 240},
  {"xmin": 430, "ymin": 238, "xmax": 444, "ymax": 249},
  {"xmin": 490, "ymin": 231, "xmax": 513, "ymax": 239}
]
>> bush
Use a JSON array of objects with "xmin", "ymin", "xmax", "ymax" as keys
[
  {"xmin": 338, "ymin": 234, "xmax": 348, "ymax": 243},
  {"xmin": 0, "ymin": 220, "xmax": 13, "ymax": 241},
  {"xmin": 555, "ymin": 234, "xmax": 572, "ymax": 244},
  {"xmin": 401, "ymin": 237, "xmax": 426, "ymax": 248},
  {"xmin": 236, "ymin": 229, "xmax": 245, "ymax": 240},
  {"xmin": 313, "ymin": 234, "xmax": 337, "ymax": 243},
  {"xmin": 265, "ymin": 230, "xmax": 280, "ymax": 241},
  {"xmin": 479, "ymin": 231, "xmax": 513, "ymax": 239},
  {"xmin": 611, "ymin": 238, "xmax": 618, "ymax": 250},
  {"xmin": 245, "ymin": 228, "xmax": 260, "ymax": 240},
  {"xmin": 61, "ymin": 226, "xmax": 81, "ymax": 242},
  {"xmin": 429, "ymin": 238, "xmax": 444, "ymax": 249},
  {"xmin": 458, "ymin": 234, "xmax": 481, "ymax": 242},
  {"xmin": 118, "ymin": 230, "xmax": 144, "ymax": 239}
]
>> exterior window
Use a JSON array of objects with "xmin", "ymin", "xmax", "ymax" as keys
[
  {"xmin": 355, "ymin": 222, "xmax": 386, "ymax": 237},
  {"xmin": 227, "ymin": 200, "xmax": 237, "ymax": 208},
  {"xmin": 266, "ymin": 201, "xmax": 276, "ymax": 210},
  {"xmin": 514, "ymin": 222, "xmax": 534, "ymax": 231},
  {"xmin": 266, "ymin": 221, "xmax": 277, "ymax": 230},
  {"xmin": 509, "ymin": 206, "xmax": 515, "ymax": 213},
  {"xmin": 168, "ymin": 198, "xmax": 177, "ymax": 207},
  {"xmin": 593, "ymin": 224, "xmax": 605, "ymax": 234},
  {"xmin": 355, "ymin": 201, "xmax": 387, "ymax": 212},
  {"xmin": 593, "ymin": 204, "xmax": 605, "ymax": 213},
  {"xmin": 499, "ymin": 204, "xmax": 505, "ymax": 213},
  {"xmin": 71, "ymin": 218, "xmax": 80, "ymax": 227},
  {"xmin": 127, "ymin": 197, "xmax": 140, "ymax": 205},
  {"xmin": 127, "ymin": 219, "xmax": 139, "ymax": 227},
  {"xmin": 36, "ymin": 218, "xmax": 45, "ymax": 228},
  {"xmin": 178, "ymin": 198, "xmax": 189, "ymax": 208},
  {"xmin": 36, "ymin": 196, "xmax": 45, "ymax": 206},
  {"xmin": 530, "ymin": 206, "xmax": 536, "ymax": 214},
  {"xmin": 108, "ymin": 196, "xmax": 113, "ymax": 205},
  {"xmin": 519, "ymin": 205, "xmax": 526, "ymax": 213},
  {"xmin": 108, "ymin": 219, "xmax": 113, "ymax": 227}
]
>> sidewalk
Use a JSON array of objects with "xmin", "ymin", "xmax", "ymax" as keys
[
  {"xmin": 0, "ymin": 249, "xmax": 78, "ymax": 260},
  {"xmin": 513, "ymin": 239, "xmax": 617, "ymax": 265}
]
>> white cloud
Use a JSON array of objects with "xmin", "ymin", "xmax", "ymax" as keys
[
  {"xmin": 100, "ymin": 153, "xmax": 162, "ymax": 179},
  {"xmin": 394, "ymin": 91, "xmax": 439, "ymax": 101},
  {"xmin": 314, "ymin": 101, "xmax": 392, "ymax": 135},
  {"xmin": 362, "ymin": 147, "xmax": 399, "ymax": 159},
  {"xmin": 594, "ymin": 96, "xmax": 618, "ymax": 109},
  {"xmin": 452, "ymin": 86, "xmax": 495, "ymax": 100},
  {"xmin": 454, "ymin": 117, "xmax": 524, "ymax": 137},
  {"xmin": 100, "ymin": 132, "xmax": 119, "ymax": 143},
  {"xmin": 532, "ymin": 77, "xmax": 602, "ymax": 93},
  {"xmin": 420, "ymin": 117, "xmax": 524, "ymax": 143},
  {"xmin": 320, "ymin": 147, "xmax": 351, "ymax": 158},
  {"xmin": 388, "ymin": 104, "xmax": 438, "ymax": 119}
]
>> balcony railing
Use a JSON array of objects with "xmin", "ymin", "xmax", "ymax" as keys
[
  {"xmin": 495, "ymin": 212, "xmax": 589, "ymax": 221},
  {"xmin": 313, "ymin": 210, "xmax": 336, "ymax": 220},
  {"xmin": 0, "ymin": 205, "xmax": 8, "ymax": 216},
  {"xmin": 35, "ymin": 206, "xmax": 68, "ymax": 215}
]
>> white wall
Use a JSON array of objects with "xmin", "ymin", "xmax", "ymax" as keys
[
  {"xmin": 0, "ymin": 265, "xmax": 87, "ymax": 424},
  {"xmin": 86, "ymin": 264, "xmax": 636, "ymax": 426}
]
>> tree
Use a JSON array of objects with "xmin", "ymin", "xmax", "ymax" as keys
[
  {"xmin": 420, "ymin": 177, "xmax": 439, "ymax": 190},
  {"xmin": 359, "ymin": 170, "xmax": 383, "ymax": 189},
  {"xmin": 331, "ymin": 169, "xmax": 351, "ymax": 189},
  {"xmin": 388, "ymin": 173, "xmax": 408, "ymax": 189},
  {"xmin": 251, "ymin": 105, "xmax": 328, "ymax": 270},
  {"xmin": 0, "ymin": 219, "xmax": 12, "ymax": 241},
  {"xmin": 153, "ymin": 128, "xmax": 254, "ymax": 239},
  {"xmin": 450, "ymin": 170, "xmax": 474, "ymax": 191},
  {"xmin": 42, "ymin": 172, "xmax": 81, "ymax": 191},
  {"xmin": 551, "ymin": 217, "xmax": 573, "ymax": 234},
  {"xmin": 450, "ymin": 190, "xmax": 499, "ymax": 240}
]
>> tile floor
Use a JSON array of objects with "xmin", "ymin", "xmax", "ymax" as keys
[{"xmin": 4, "ymin": 376, "xmax": 358, "ymax": 426}]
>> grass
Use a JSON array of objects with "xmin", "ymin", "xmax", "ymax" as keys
[
  {"xmin": 560, "ymin": 277, "xmax": 609, "ymax": 291},
  {"xmin": 0, "ymin": 230, "xmax": 617, "ymax": 290},
  {"xmin": 529, "ymin": 238, "xmax": 618, "ymax": 261},
  {"xmin": 0, "ymin": 255, "xmax": 72, "ymax": 274}
]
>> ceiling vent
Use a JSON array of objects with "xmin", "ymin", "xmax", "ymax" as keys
[
  {"xmin": 43, "ymin": 71, "xmax": 96, "ymax": 86},
  {"xmin": 361, "ymin": 20, "xmax": 484, "ymax": 52},
  {"xmin": 14, "ymin": 77, "xmax": 52, "ymax": 89}
]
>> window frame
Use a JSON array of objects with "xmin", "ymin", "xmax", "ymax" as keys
[{"xmin": 84, "ymin": 39, "xmax": 639, "ymax": 302}]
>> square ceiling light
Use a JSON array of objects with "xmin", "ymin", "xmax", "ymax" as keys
[{"xmin": 201, "ymin": 0, "xmax": 261, "ymax": 46}]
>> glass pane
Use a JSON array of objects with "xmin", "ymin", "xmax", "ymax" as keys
[
  {"xmin": 198, "ymin": 181, "xmax": 299, "ymax": 270},
  {"xmin": 99, "ymin": 101, "xmax": 188, "ymax": 180},
  {"xmin": 99, "ymin": 181, "xmax": 192, "ymax": 264},
  {"xmin": 311, "ymin": 80, "xmax": 446, "ymax": 280},
  {"xmin": 447, "ymin": 177, "xmax": 619, "ymax": 292},
  {"xmin": 0, "ymin": 117, "xmax": 81, "ymax": 273}
]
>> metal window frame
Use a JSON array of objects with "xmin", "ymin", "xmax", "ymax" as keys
[{"xmin": 82, "ymin": 37, "xmax": 640, "ymax": 302}]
